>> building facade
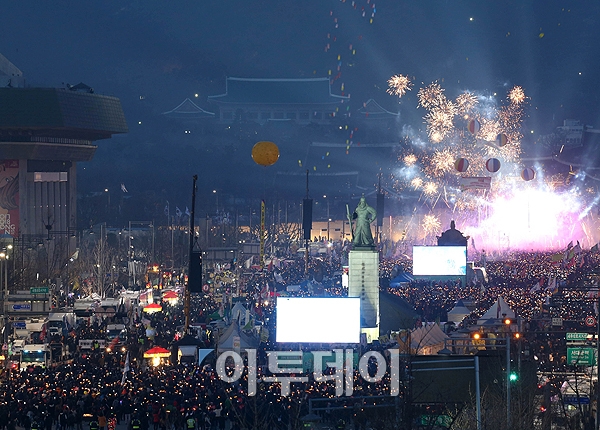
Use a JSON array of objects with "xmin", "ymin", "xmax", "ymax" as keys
[
  {"xmin": 208, "ymin": 77, "xmax": 350, "ymax": 125},
  {"xmin": 0, "ymin": 85, "xmax": 127, "ymax": 293}
]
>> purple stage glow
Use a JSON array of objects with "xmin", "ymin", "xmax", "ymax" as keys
[{"xmin": 463, "ymin": 187, "xmax": 588, "ymax": 251}]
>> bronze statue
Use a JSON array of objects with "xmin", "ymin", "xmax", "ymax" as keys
[{"xmin": 348, "ymin": 195, "xmax": 377, "ymax": 247}]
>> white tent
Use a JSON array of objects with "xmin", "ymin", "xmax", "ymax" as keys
[
  {"xmin": 231, "ymin": 302, "xmax": 249, "ymax": 326},
  {"xmin": 410, "ymin": 323, "xmax": 449, "ymax": 355},
  {"xmin": 477, "ymin": 296, "xmax": 516, "ymax": 325},
  {"xmin": 447, "ymin": 300, "xmax": 471, "ymax": 324},
  {"xmin": 217, "ymin": 321, "xmax": 258, "ymax": 355}
]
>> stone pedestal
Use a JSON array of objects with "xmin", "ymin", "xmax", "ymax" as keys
[{"xmin": 348, "ymin": 249, "xmax": 379, "ymax": 341}]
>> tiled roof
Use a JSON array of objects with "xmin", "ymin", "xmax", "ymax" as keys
[
  {"xmin": 208, "ymin": 77, "xmax": 349, "ymax": 105},
  {"xmin": 163, "ymin": 98, "xmax": 214, "ymax": 117},
  {"xmin": 357, "ymin": 99, "xmax": 399, "ymax": 118}
]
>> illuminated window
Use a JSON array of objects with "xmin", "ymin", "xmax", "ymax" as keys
[{"xmin": 34, "ymin": 172, "xmax": 67, "ymax": 182}]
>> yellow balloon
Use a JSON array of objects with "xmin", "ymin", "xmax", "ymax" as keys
[{"xmin": 251, "ymin": 141, "xmax": 280, "ymax": 166}]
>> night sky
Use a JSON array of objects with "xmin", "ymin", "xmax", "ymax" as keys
[{"xmin": 2, "ymin": 1, "xmax": 600, "ymax": 212}]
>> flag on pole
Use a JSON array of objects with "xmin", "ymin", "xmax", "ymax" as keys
[
  {"xmin": 496, "ymin": 299, "xmax": 502, "ymax": 319},
  {"xmin": 121, "ymin": 351, "xmax": 130, "ymax": 385},
  {"xmin": 529, "ymin": 282, "xmax": 542, "ymax": 294},
  {"xmin": 274, "ymin": 272, "xmax": 284, "ymax": 284}
]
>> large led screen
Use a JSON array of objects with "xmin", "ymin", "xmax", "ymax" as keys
[
  {"xmin": 412, "ymin": 246, "xmax": 467, "ymax": 276},
  {"xmin": 276, "ymin": 297, "xmax": 361, "ymax": 343}
]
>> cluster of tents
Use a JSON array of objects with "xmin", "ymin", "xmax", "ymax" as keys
[{"xmin": 392, "ymin": 296, "xmax": 517, "ymax": 355}]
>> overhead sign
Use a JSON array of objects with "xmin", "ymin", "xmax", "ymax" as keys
[
  {"xmin": 12, "ymin": 304, "xmax": 31, "ymax": 311},
  {"xmin": 566, "ymin": 332, "xmax": 592, "ymax": 341},
  {"xmin": 30, "ymin": 287, "xmax": 49, "ymax": 294},
  {"xmin": 567, "ymin": 347, "xmax": 596, "ymax": 366},
  {"xmin": 563, "ymin": 395, "xmax": 590, "ymax": 405}
]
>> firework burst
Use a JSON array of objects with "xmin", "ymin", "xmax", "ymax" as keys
[
  {"xmin": 387, "ymin": 74, "xmax": 413, "ymax": 97},
  {"xmin": 389, "ymin": 76, "xmax": 528, "ymax": 214},
  {"xmin": 426, "ymin": 148, "xmax": 456, "ymax": 177},
  {"xmin": 422, "ymin": 214, "xmax": 441, "ymax": 236},
  {"xmin": 418, "ymin": 82, "xmax": 446, "ymax": 109},
  {"xmin": 455, "ymin": 92, "xmax": 478, "ymax": 115},
  {"xmin": 425, "ymin": 101, "xmax": 456, "ymax": 143},
  {"xmin": 508, "ymin": 86, "xmax": 525, "ymax": 104},
  {"xmin": 423, "ymin": 181, "xmax": 439, "ymax": 196},
  {"xmin": 403, "ymin": 154, "xmax": 418, "ymax": 166}
]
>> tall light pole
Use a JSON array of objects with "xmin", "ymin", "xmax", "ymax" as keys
[
  {"xmin": 185, "ymin": 175, "xmax": 198, "ymax": 333},
  {"xmin": 0, "ymin": 250, "xmax": 6, "ymax": 304},
  {"xmin": 128, "ymin": 221, "xmax": 154, "ymax": 287},
  {"xmin": 323, "ymin": 195, "xmax": 330, "ymax": 241}
]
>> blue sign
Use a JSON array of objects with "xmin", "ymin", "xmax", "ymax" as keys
[
  {"xmin": 12, "ymin": 304, "xmax": 31, "ymax": 311},
  {"xmin": 563, "ymin": 395, "xmax": 590, "ymax": 405},
  {"xmin": 12, "ymin": 321, "xmax": 26, "ymax": 328}
]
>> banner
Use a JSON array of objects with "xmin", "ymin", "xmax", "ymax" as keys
[
  {"xmin": 0, "ymin": 160, "xmax": 19, "ymax": 236},
  {"xmin": 459, "ymin": 176, "xmax": 491, "ymax": 191}
]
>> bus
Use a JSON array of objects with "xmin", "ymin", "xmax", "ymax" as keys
[{"xmin": 20, "ymin": 344, "xmax": 50, "ymax": 370}]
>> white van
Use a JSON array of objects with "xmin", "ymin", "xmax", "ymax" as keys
[{"xmin": 11, "ymin": 339, "xmax": 26, "ymax": 355}]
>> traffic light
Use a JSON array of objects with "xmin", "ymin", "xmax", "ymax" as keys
[{"xmin": 509, "ymin": 371, "xmax": 518, "ymax": 382}]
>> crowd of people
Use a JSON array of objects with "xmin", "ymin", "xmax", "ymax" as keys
[{"xmin": 2, "ymin": 239, "xmax": 600, "ymax": 429}]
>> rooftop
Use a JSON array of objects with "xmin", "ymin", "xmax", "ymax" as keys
[
  {"xmin": 0, "ymin": 87, "xmax": 128, "ymax": 141},
  {"xmin": 208, "ymin": 77, "xmax": 349, "ymax": 105}
]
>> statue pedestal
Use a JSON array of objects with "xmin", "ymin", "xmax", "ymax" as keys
[{"xmin": 348, "ymin": 249, "xmax": 379, "ymax": 342}]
